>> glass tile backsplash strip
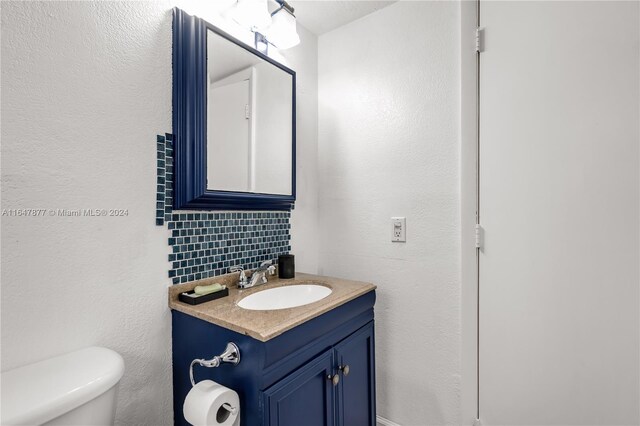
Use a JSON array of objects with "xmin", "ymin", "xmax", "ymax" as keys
[
  {"xmin": 168, "ymin": 211, "xmax": 290, "ymax": 284},
  {"xmin": 155, "ymin": 135, "xmax": 166, "ymax": 226},
  {"xmin": 156, "ymin": 134, "xmax": 291, "ymax": 284}
]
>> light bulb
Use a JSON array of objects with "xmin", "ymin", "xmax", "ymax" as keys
[
  {"xmin": 231, "ymin": 0, "xmax": 272, "ymax": 31},
  {"xmin": 265, "ymin": 8, "xmax": 300, "ymax": 49}
]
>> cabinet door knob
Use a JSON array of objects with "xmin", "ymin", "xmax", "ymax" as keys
[
  {"xmin": 327, "ymin": 374, "xmax": 340, "ymax": 386},
  {"xmin": 339, "ymin": 365, "xmax": 350, "ymax": 376}
]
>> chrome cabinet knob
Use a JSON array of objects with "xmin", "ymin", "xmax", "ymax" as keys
[
  {"xmin": 339, "ymin": 365, "xmax": 350, "ymax": 376},
  {"xmin": 327, "ymin": 374, "xmax": 340, "ymax": 386}
]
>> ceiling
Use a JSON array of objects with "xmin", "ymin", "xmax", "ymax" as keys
[{"xmin": 289, "ymin": 1, "xmax": 396, "ymax": 35}]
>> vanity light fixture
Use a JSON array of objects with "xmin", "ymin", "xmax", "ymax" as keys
[
  {"xmin": 265, "ymin": 0, "xmax": 300, "ymax": 49},
  {"xmin": 231, "ymin": 0, "xmax": 272, "ymax": 31},
  {"xmin": 231, "ymin": 0, "xmax": 300, "ymax": 50}
]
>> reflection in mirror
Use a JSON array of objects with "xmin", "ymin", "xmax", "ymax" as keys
[{"xmin": 206, "ymin": 29, "xmax": 293, "ymax": 196}]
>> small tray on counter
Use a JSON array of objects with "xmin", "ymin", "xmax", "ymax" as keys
[{"xmin": 178, "ymin": 286, "xmax": 229, "ymax": 305}]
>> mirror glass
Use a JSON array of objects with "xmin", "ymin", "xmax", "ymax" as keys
[{"xmin": 206, "ymin": 30, "xmax": 293, "ymax": 196}]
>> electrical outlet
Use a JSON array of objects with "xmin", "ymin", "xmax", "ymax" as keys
[{"xmin": 391, "ymin": 217, "xmax": 406, "ymax": 242}]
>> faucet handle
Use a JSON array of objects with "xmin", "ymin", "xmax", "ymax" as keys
[
  {"xmin": 259, "ymin": 260, "xmax": 275, "ymax": 276},
  {"xmin": 229, "ymin": 266, "xmax": 248, "ymax": 287}
]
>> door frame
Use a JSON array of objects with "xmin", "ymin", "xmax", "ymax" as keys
[{"xmin": 460, "ymin": 0, "xmax": 480, "ymax": 424}]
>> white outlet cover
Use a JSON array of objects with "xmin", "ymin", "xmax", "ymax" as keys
[{"xmin": 391, "ymin": 217, "xmax": 406, "ymax": 242}]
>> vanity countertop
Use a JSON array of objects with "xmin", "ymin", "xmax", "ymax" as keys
[{"xmin": 168, "ymin": 272, "xmax": 376, "ymax": 341}]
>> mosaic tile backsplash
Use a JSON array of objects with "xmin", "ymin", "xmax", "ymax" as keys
[{"xmin": 156, "ymin": 134, "xmax": 291, "ymax": 284}]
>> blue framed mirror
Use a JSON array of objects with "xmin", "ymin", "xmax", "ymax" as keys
[{"xmin": 172, "ymin": 8, "xmax": 296, "ymax": 210}]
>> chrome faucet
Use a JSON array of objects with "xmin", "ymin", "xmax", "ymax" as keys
[
  {"xmin": 230, "ymin": 260, "xmax": 276, "ymax": 289},
  {"xmin": 247, "ymin": 260, "xmax": 276, "ymax": 289}
]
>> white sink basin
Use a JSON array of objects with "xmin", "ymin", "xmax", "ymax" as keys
[{"xmin": 237, "ymin": 284, "xmax": 332, "ymax": 310}]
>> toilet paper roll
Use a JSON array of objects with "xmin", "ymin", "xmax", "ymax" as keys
[{"xmin": 183, "ymin": 380, "xmax": 240, "ymax": 426}]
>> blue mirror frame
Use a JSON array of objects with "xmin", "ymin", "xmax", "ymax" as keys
[{"xmin": 172, "ymin": 8, "xmax": 296, "ymax": 210}]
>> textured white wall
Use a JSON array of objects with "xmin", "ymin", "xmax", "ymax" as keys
[
  {"xmin": 284, "ymin": 25, "xmax": 319, "ymax": 275},
  {"xmin": 1, "ymin": 2, "xmax": 174, "ymax": 424},
  {"xmin": 318, "ymin": 2, "xmax": 461, "ymax": 424},
  {"xmin": 1, "ymin": 1, "xmax": 318, "ymax": 423}
]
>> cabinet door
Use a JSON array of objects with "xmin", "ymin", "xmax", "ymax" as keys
[
  {"xmin": 264, "ymin": 348, "xmax": 336, "ymax": 426},
  {"xmin": 335, "ymin": 322, "xmax": 376, "ymax": 426}
]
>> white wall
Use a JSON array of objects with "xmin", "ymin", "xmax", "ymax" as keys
[
  {"xmin": 1, "ymin": 1, "xmax": 318, "ymax": 424},
  {"xmin": 1, "ymin": 2, "xmax": 173, "ymax": 423},
  {"xmin": 284, "ymin": 25, "xmax": 319, "ymax": 274},
  {"xmin": 318, "ymin": 2, "xmax": 461, "ymax": 425}
]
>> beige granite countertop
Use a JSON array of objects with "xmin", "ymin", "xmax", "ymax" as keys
[{"xmin": 168, "ymin": 272, "xmax": 376, "ymax": 341}]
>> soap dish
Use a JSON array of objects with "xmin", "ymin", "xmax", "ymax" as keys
[{"xmin": 179, "ymin": 286, "xmax": 229, "ymax": 305}]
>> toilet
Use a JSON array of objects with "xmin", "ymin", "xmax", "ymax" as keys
[{"xmin": 1, "ymin": 347, "xmax": 125, "ymax": 425}]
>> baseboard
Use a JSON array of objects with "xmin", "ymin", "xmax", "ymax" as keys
[{"xmin": 377, "ymin": 415, "xmax": 401, "ymax": 426}]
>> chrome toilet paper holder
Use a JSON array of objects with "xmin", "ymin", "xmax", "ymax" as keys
[
  {"xmin": 188, "ymin": 342, "xmax": 240, "ymax": 416},
  {"xmin": 189, "ymin": 342, "xmax": 241, "ymax": 387}
]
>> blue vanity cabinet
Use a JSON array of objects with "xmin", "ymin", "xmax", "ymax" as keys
[
  {"xmin": 335, "ymin": 322, "xmax": 376, "ymax": 426},
  {"xmin": 263, "ymin": 321, "xmax": 376, "ymax": 426},
  {"xmin": 263, "ymin": 349, "xmax": 336, "ymax": 426},
  {"xmin": 171, "ymin": 290, "xmax": 376, "ymax": 426}
]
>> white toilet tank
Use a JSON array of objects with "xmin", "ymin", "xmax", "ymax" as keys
[{"xmin": 1, "ymin": 347, "xmax": 125, "ymax": 425}]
